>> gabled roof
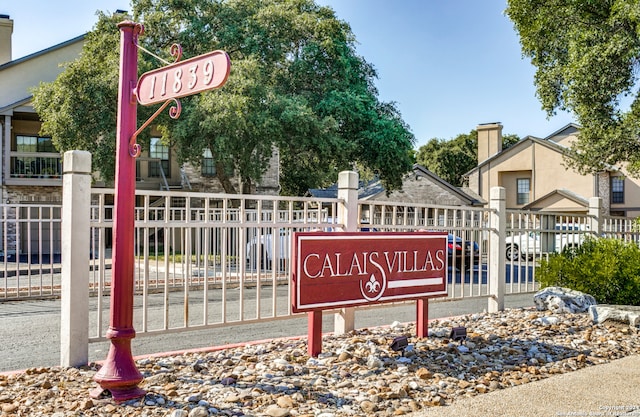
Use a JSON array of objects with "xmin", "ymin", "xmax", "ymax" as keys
[
  {"xmin": 308, "ymin": 177, "xmax": 385, "ymax": 199},
  {"xmin": 465, "ymin": 123, "xmax": 621, "ymax": 178},
  {"xmin": 464, "ymin": 133, "xmax": 570, "ymax": 177},
  {"xmin": 409, "ymin": 164, "xmax": 484, "ymax": 205},
  {"xmin": 522, "ymin": 188, "xmax": 589, "ymax": 211},
  {"xmin": 0, "ymin": 95, "xmax": 32, "ymax": 114},
  {"xmin": 308, "ymin": 164, "xmax": 484, "ymax": 206},
  {"xmin": 544, "ymin": 123, "xmax": 581, "ymax": 141},
  {"xmin": 0, "ymin": 34, "xmax": 85, "ymax": 71}
]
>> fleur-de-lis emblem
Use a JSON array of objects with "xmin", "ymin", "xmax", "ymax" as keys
[{"xmin": 365, "ymin": 274, "xmax": 380, "ymax": 293}]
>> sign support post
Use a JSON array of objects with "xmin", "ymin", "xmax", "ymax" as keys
[
  {"xmin": 91, "ymin": 21, "xmax": 145, "ymax": 402},
  {"xmin": 308, "ymin": 311, "xmax": 323, "ymax": 357},
  {"xmin": 90, "ymin": 20, "xmax": 229, "ymax": 401},
  {"xmin": 416, "ymin": 298, "xmax": 429, "ymax": 338}
]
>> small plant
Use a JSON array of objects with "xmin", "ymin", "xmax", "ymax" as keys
[{"xmin": 537, "ymin": 237, "xmax": 640, "ymax": 305}]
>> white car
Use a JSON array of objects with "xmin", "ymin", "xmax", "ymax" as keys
[
  {"xmin": 246, "ymin": 228, "xmax": 291, "ymax": 270},
  {"xmin": 505, "ymin": 224, "xmax": 588, "ymax": 261},
  {"xmin": 245, "ymin": 218, "xmax": 341, "ymax": 269}
]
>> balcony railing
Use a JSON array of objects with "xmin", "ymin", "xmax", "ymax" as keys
[{"xmin": 9, "ymin": 153, "xmax": 62, "ymax": 179}]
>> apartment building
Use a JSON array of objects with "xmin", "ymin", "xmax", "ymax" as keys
[{"xmin": 466, "ymin": 122, "xmax": 640, "ymax": 217}]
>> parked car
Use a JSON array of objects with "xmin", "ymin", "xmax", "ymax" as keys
[
  {"xmin": 447, "ymin": 234, "xmax": 480, "ymax": 271},
  {"xmin": 246, "ymin": 228, "xmax": 291, "ymax": 270},
  {"xmin": 505, "ymin": 224, "xmax": 587, "ymax": 261}
]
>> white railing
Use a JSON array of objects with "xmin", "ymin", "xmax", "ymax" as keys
[
  {"xmin": 86, "ymin": 188, "xmax": 342, "ymax": 341},
  {"xmin": 359, "ymin": 201, "xmax": 493, "ymax": 299},
  {"xmin": 0, "ymin": 204, "xmax": 62, "ymax": 299},
  {"xmin": 5, "ymin": 163, "xmax": 640, "ymax": 366},
  {"xmin": 602, "ymin": 215, "xmax": 640, "ymax": 243}
]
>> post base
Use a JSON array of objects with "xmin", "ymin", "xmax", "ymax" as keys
[
  {"xmin": 91, "ymin": 331, "xmax": 145, "ymax": 402},
  {"xmin": 89, "ymin": 385, "xmax": 147, "ymax": 403}
]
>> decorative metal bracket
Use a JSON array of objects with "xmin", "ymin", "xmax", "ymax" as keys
[
  {"xmin": 129, "ymin": 98, "xmax": 181, "ymax": 157},
  {"xmin": 129, "ymin": 43, "xmax": 184, "ymax": 158}
]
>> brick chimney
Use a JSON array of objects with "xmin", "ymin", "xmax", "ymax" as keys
[
  {"xmin": 477, "ymin": 122, "xmax": 503, "ymax": 164},
  {"xmin": 0, "ymin": 14, "xmax": 13, "ymax": 65}
]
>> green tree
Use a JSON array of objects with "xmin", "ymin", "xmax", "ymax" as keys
[
  {"xmin": 415, "ymin": 130, "xmax": 519, "ymax": 186},
  {"xmin": 506, "ymin": 0, "xmax": 640, "ymax": 176},
  {"xmin": 33, "ymin": 0, "xmax": 415, "ymax": 195}
]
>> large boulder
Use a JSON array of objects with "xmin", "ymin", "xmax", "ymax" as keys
[
  {"xmin": 533, "ymin": 286, "xmax": 596, "ymax": 313},
  {"xmin": 589, "ymin": 304, "xmax": 640, "ymax": 327}
]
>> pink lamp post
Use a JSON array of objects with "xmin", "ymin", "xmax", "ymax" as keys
[{"xmin": 91, "ymin": 20, "xmax": 146, "ymax": 402}]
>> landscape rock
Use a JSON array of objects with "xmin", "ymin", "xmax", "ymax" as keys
[
  {"xmin": 534, "ymin": 286, "xmax": 596, "ymax": 313},
  {"xmin": 0, "ymin": 308, "xmax": 639, "ymax": 416},
  {"xmin": 589, "ymin": 304, "xmax": 640, "ymax": 327}
]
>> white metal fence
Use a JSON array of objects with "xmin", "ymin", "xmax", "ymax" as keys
[
  {"xmin": 86, "ymin": 189, "xmax": 342, "ymax": 341},
  {"xmin": 3, "ymin": 167, "xmax": 640, "ymax": 357}
]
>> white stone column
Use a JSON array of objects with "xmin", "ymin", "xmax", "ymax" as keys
[
  {"xmin": 334, "ymin": 170, "xmax": 358, "ymax": 334},
  {"xmin": 488, "ymin": 186, "xmax": 506, "ymax": 313},
  {"xmin": 60, "ymin": 150, "xmax": 91, "ymax": 367}
]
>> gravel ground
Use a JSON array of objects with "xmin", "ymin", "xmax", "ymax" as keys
[{"xmin": 1, "ymin": 307, "xmax": 639, "ymax": 417}]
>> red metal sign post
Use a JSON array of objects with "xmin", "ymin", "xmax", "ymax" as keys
[
  {"xmin": 91, "ymin": 21, "xmax": 230, "ymax": 401},
  {"xmin": 91, "ymin": 21, "xmax": 146, "ymax": 402}
]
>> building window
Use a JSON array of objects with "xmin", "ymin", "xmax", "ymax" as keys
[
  {"xmin": 516, "ymin": 178, "xmax": 530, "ymax": 205},
  {"xmin": 149, "ymin": 138, "xmax": 169, "ymax": 178},
  {"xmin": 202, "ymin": 149, "xmax": 216, "ymax": 177},
  {"xmin": 10, "ymin": 135, "xmax": 61, "ymax": 178},
  {"xmin": 611, "ymin": 177, "xmax": 624, "ymax": 204}
]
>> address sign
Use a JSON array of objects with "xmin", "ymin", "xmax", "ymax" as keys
[{"xmin": 136, "ymin": 50, "xmax": 231, "ymax": 106}]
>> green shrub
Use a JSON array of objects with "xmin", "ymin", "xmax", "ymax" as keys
[{"xmin": 536, "ymin": 237, "xmax": 640, "ymax": 305}]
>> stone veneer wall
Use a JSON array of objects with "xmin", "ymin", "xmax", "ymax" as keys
[
  {"xmin": 597, "ymin": 172, "xmax": 611, "ymax": 215},
  {"xmin": 5, "ymin": 185, "xmax": 62, "ymax": 204},
  {"xmin": 466, "ymin": 172, "xmax": 480, "ymax": 200},
  {"xmin": 1, "ymin": 186, "xmax": 62, "ymax": 258},
  {"xmin": 183, "ymin": 148, "xmax": 280, "ymax": 196}
]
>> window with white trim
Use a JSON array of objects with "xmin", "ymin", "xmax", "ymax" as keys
[{"xmin": 516, "ymin": 178, "xmax": 530, "ymax": 205}]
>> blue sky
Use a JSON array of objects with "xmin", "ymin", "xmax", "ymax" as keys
[{"xmin": 5, "ymin": 0, "xmax": 575, "ymax": 148}]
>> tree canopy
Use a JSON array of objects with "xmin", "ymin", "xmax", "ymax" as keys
[
  {"xmin": 416, "ymin": 130, "xmax": 519, "ymax": 186},
  {"xmin": 33, "ymin": 0, "xmax": 415, "ymax": 195},
  {"xmin": 506, "ymin": 0, "xmax": 640, "ymax": 176}
]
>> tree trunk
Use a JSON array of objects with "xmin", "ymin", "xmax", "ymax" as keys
[
  {"xmin": 215, "ymin": 161, "xmax": 237, "ymax": 194},
  {"xmin": 241, "ymin": 178, "xmax": 253, "ymax": 194}
]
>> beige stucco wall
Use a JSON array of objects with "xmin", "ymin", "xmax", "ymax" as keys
[
  {"xmin": 610, "ymin": 164, "xmax": 640, "ymax": 217},
  {"xmin": 0, "ymin": 38, "xmax": 84, "ymax": 111},
  {"xmin": 473, "ymin": 140, "xmax": 595, "ymax": 210},
  {"xmin": 477, "ymin": 123, "xmax": 502, "ymax": 164},
  {"xmin": 0, "ymin": 16, "xmax": 12, "ymax": 65}
]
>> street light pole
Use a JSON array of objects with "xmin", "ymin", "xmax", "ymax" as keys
[{"xmin": 90, "ymin": 20, "xmax": 146, "ymax": 402}]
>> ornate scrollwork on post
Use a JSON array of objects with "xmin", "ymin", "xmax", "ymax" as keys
[
  {"xmin": 129, "ymin": 42, "xmax": 185, "ymax": 158},
  {"xmin": 129, "ymin": 97, "xmax": 182, "ymax": 157}
]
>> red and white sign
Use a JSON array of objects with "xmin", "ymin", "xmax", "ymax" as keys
[
  {"xmin": 136, "ymin": 50, "xmax": 231, "ymax": 106},
  {"xmin": 292, "ymin": 232, "xmax": 448, "ymax": 313}
]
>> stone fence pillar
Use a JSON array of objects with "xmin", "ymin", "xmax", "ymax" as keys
[
  {"xmin": 334, "ymin": 170, "xmax": 359, "ymax": 334},
  {"xmin": 60, "ymin": 150, "xmax": 91, "ymax": 367},
  {"xmin": 489, "ymin": 186, "xmax": 506, "ymax": 313}
]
